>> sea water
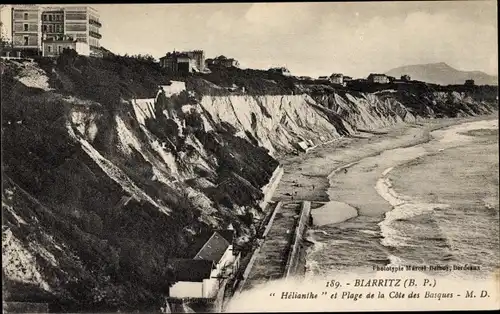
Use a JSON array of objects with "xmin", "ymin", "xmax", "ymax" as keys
[{"xmin": 305, "ymin": 120, "xmax": 499, "ymax": 280}]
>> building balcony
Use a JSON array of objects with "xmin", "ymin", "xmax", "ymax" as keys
[
  {"xmin": 14, "ymin": 30, "xmax": 38, "ymax": 34},
  {"xmin": 43, "ymin": 31, "xmax": 65, "ymax": 35},
  {"xmin": 89, "ymin": 31, "xmax": 102, "ymax": 39},
  {"xmin": 89, "ymin": 19, "xmax": 102, "ymax": 27}
]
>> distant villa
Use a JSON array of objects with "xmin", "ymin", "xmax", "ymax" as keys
[
  {"xmin": 268, "ymin": 67, "xmax": 292, "ymax": 76},
  {"xmin": 159, "ymin": 50, "xmax": 206, "ymax": 73},
  {"xmin": 367, "ymin": 73, "xmax": 389, "ymax": 84},
  {"xmin": 206, "ymin": 55, "xmax": 240, "ymax": 68}
]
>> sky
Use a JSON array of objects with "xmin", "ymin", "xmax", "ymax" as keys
[{"xmin": 1, "ymin": 1, "xmax": 498, "ymax": 78}]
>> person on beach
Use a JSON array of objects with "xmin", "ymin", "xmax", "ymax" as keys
[
  {"xmin": 344, "ymin": 168, "xmax": 348, "ymax": 174},
  {"xmin": 312, "ymin": 184, "xmax": 315, "ymax": 190}
]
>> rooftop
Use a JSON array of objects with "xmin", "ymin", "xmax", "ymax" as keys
[
  {"xmin": 215, "ymin": 230, "xmax": 234, "ymax": 244},
  {"xmin": 12, "ymin": 5, "xmax": 99, "ymax": 12},
  {"xmin": 162, "ymin": 51, "xmax": 192, "ymax": 59},
  {"xmin": 168, "ymin": 259, "xmax": 214, "ymax": 282},
  {"xmin": 193, "ymin": 231, "xmax": 231, "ymax": 263},
  {"xmin": 186, "ymin": 229, "xmax": 234, "ymax": 258},
  {"xmin": 42, "ymin": 39, "xmax": 77, "ymax": 43}
]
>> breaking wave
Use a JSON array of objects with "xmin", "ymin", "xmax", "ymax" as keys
[{"xmin": 375, "ymin": 167, "xmax": 450, "ymax": 248}]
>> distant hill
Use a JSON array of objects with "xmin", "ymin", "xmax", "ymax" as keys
[{"xmin": 386, "ymin": 62, "xmax": 498, "ymax": 86}]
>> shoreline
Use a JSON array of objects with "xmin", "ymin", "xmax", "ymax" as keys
[
  {"xmin": 271, "ymin": 113, "xmax": 498, "ymax": 278},
  {"xmin": 380, "ymin": 122, "xmax": 499, "ymax": 275}
]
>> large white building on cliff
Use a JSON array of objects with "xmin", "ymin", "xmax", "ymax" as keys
[{"xmin": 5, "ymin": 4, "xmax": 102, "ymax": 57}]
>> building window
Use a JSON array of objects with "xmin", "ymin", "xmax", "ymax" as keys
[
  {"xmin": 23, "ymin": 36, "xmax": 29, "ymax": 45},
  {"xmin": 75, "ymin": 34, "xmax": 87, "ymax": 43},
  {"xmin": 48, "ymin": 25, "xmax": 53, "ymax": 33},
  {"xmin": 23, "ymin": 24, "xmax": 28, "ymax": 31},
  {"xmin": 48, "ymin": 46, "xmax": 52, "ymax": 52},
  {"xmin": 66, "ymin": 23, "xmax": 87, "ymax": 32},
  {"xmin": 65, "ymin": 13, "xmax": 87, "ymax": 20},
  {"xmin": 49, "ymin": 15, "xmax": 53, "ymax": 21},
  {"xmin": 23, "ymin": 13, "xmax": 28, "ymax": 20},
  {"xmin": 58, "ymin": 46, "xmax": 63, "ymax": 53},
  {"xmin": 42, "ymin": 25, "xmax": 47, "ymax": 32},
  {"xmin": 42, "ymin": 14, "xmax": 47, "ymax": 21}
]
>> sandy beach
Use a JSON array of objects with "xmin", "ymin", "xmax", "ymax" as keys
[
  {"xmin": 274, "ymin": 114, "xmax": 497, "ymax": 222},
  {"xmin": 227, "ymin": 114, "xmax": 499, "ymax": 313},
  {"xmin": 270, "ymin": 114, "xmax": 498, "ymax": 276}
]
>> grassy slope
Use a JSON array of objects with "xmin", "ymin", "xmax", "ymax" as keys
[
  {"xmin": 1, "ymin": 54, "xmax": 278, "ymax": 312},
  {"xmin": 1, "ymin": 51, "xmax": 497, "ymax": 311}
]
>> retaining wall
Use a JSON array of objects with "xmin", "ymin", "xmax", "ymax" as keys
[
  {"xmin": 283, "ymin": 201, "xmax": 311, "ymax": 278},
  {"xmin": 259, "ymin": 165, "xmax": 284, "ymax": 210},
  {"xmin": 236, "ymin": 201, "xmax": 283, "ymax": 294},
  {"xmin": 3, "ymin": 302, "xmax": 49, "ymax": 313},
  {"xmin": 212, "ymin": 278, "xmax": 229, "ymax": 312}
]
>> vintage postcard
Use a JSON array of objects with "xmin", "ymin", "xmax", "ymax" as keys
[{"xmin": 1, "ymin": 1, "xmax": 498, "ymax": 313}]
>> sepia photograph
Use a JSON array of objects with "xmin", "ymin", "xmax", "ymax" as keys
[{"xmin": 1, "ymin": 1, "xmax": 498, "ymax": 313}]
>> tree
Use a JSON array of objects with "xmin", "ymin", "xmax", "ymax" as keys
[
  {"xmin": 129, "ymin": 54, "xmax": 156, "ymax": 63},
  {"xmin": 143, "ymin": 54, "xmax": 156, "ymax": 63},
  {"xmin": 57, "ymin": 48, "xmax": 78, "ymax": 68},
  {"xmin": 0, "ymin": 21, "xmax": 13, "ymax": 51}
]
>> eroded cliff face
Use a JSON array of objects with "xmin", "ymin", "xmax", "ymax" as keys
[
  {"xmin": 1, "ymin": 59, "xmax": 497, "ymax": 312},
  {"xmin": 313, "ymin": 91, "xmax": 417, "ymax": 130},
  {"xmin": 311, "ymin": 89, "xmax": 496, "ymax": 131},
  {"xmin": 199, "ymin": 94, "xmax": 343, "ymax": 156}
]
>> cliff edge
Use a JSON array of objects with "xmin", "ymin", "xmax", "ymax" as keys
[{"xmin": 1, "ymin": 53, "xmax": 497, "ymax": 312}]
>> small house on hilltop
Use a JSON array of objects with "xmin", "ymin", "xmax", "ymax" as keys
[
  {"xmin": 401, "ymin": 74, "xmax": 411, "ymax": 81},
  {"xmin": 168, "ymin": 228, "xmax": 241, "ymax": 299},
  {"xmin": 206, "ymin": 55, "xmax": 240, "ymax": 68},
  {"xmin": 160, "ymin": 50, "xmax": 206, "ymax": 73},
  {"xmin": 176, "ymin": 52, "xmax": 196, "ymax": 73},
  {"xmin": 298, "ymin": 76, "xmax": 312, "ymax": 81},
  {"xmin": 42, "ymin": 38, "xmax": 89, "ymax": 57},
  {"xmin": 465, "ymin": 79, "xmax": 475, "ymax": 86},
  {"xmin": 343, "ymin": 76, "xmax": 353, "ymax": 84},
  {"xmin": 41, "ymin": 33, "xmax": 90, "ymax": 57},
  {"xmin": 367, "ymin": 73, "xmax": 389, "ymax": 84},
  {"xmin": 269, "ymin": 67, "xmax": 292, "ymax": 76},
  {"xmin": 329, "ymin": 73, "xmax": 344, "ymax": 85}
]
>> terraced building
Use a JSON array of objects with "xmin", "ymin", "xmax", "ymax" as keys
[{"xmin": 10, "ymin": 4, "xmax": 102, "ymax": 57}]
